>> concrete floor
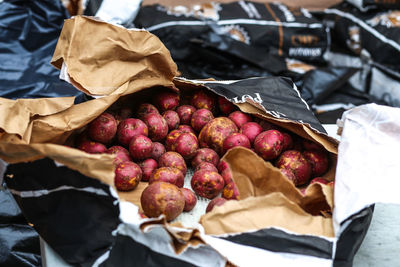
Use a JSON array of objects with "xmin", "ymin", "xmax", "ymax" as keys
[{"xmin": 353, "ymin": 203, "xmax": 400, "ymax": 267}]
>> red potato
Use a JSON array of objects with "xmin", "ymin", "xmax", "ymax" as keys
[
  {"xmin": 254, "ymin": 130, "xmax": 284, "ymax": 160},
  {"xmin": 138, "ymin": 159, "xmax": 158, "ymax": 182},
  {"xmin": 218, "ymin": 96, "xmax": 237, "ymax": 115},
  {"xmin": 191, "ymin": 90, "xmax": 216, "ymax": 111},
  {"xmin": 163, "ymin": 110, "xmax": 180, "ymax": 131},
  {"xmin": 223, "ymin": 133, "xmax": 251, "ymax": 153},
  {"xmin": 302, "ymin": 139, "xmax": 324, "ymax": 151},
  {"xmin": 106, "ymin": 146, "xmax": 131, "ymax": 165},
  {"xmin": 165, "ymin": 129, "xmax": 183, "ymax": 151},
  {"xmin": 88, "ymin": 113, "xmax": 117, "ymax": 144},
  {"xmin": 191, "ymin": 109, "xmax": 214, "ymax": 132},
  {"xmin": 78, "ymin": 141, "xmax": 107, "ymax": 154},
  {"xmin": 198, "ymin": 117, "xmax": 238, "ymax": 155},
  {"xmin": 175, "ymin": 133, "xmax": 199, "ymax": 160},
  {"xmin": 240, "ymin": 122, "xmax": 263, "ymax": 144},
  {"xmin": 141, "ymin": 181, "xmax": 185, "ymax": 221},
  {"xmin": 129, "ymin": 135, "xmax": 153, "ymax": 160},
  {"xmin": 154, "ymin": 91, "xmax": 180, "ymax": 112},
  {"xmin": 176, "ymin": 105, "xmax": 196, "ymax": 125},
  {"xmin": 117, "ymin": 118, "xmax": 148, "ymax": 147},
  {"xmin": 114, "ymin": 161, "xmax": 142, "ymax": 191},
  {"xmin": 217, "ymin": 160, "xmax": 229, "ymax": 173},
  {"xmin": 303, "ymin": 150, "xmax": 329, "ymax": 177},
  {"xmin": 191, "ymin": 170, "xmax": 224, "ymax": 199},
  {"xmin": 143, "ymin": 113, "xmax": 168, "ymax": 141},
  {"xmin": 180, "ymin": 188, "xmax": 197, "ymax": 212},
  {"xmin": 158, "ymin": 151, "xmax": 187, "ymax": 176},
  {"xmin": 275, "ymin": 150, "xmax": 312, "ymax": 186},
  {"xmin": 228, "ymin": 111, "xmax": 252, "ymax": 129},
  {"xmin": 195, "ymin": 162, "xmax": 218, "ymax": 172},
  {"xmin": 149, "ymin": 167, "xmax": 185, "ymax": 188},
  {"xmin": 206, "ymin": 197, "xmax": 227, "ymax": 213},
  {"xmin": 309, "ymin": 177, "xmax": 330, "ymax": 185},
  {"xmin": 279, "ymin": 168, "xmax": 297, "ymax": 185},
  {"xmin": 150, "ymin": 142, "xmax": 166, "ymax": 161},
  {"xmin": 281, "ymin": 132, "xmax": 294, "ymax": 151},
  {"xmin": 220, "ymin": 168, "xmax": 233, "ymax": 185},
  {"xmin": 222, "ymin": 182, "xmax": 240, "ymax": 200},
  {"xmin": 136, "ymin": 103, "xmax": 159, "ymax": 119},
  {"xmin": 191, "ymin": 148, "xmax": 220, "ymax": 168},
  {"xmin": 177, "ymin": 125, "xmax": 196, "ymax": 136}
]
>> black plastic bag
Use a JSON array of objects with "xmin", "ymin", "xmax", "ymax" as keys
[
  {"xmin": 300, "ymin": 66, "xmax": 359, "ymax": 105},
  {"xmin": 176, "ymin": 31, "xmax": 286, "ymax": 80},
  {"xmin": 0, "ymin": 186, "xmax": 41, "ymax": 267},
  {"xmin": 0, "ymin": 0, "xmax": 85, "ymax": 103},
  {"xmin": 323, "ymin": 2, "xmax": 400, "ymax": 72},
  {"xmin": 4, "ymin": 159, "xmax": 120, "ymax": 266},
  {"xmin": 132, "ymin": 2, "xmax": 329, "ymax": 64},
  {"xmin": 0, "ymin": 1, "xmax": 89, "ymax": 266}
]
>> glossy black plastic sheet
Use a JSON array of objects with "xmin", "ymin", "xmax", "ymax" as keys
[
  {"xmin": 0, "ymin": 1, "xmax": 87, "ymax": 266},
  {"xmin": 0, "ymin": 186, "xmax": 41, "ymax": 267},
  {"xmin": 177, "ymin": 31, "xmax": 285, "ymax": 80},
  {"xmin": 0, "ymin": 0, "xmax": 85, "ymax": 102}
]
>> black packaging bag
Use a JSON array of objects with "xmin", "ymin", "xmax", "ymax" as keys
[{"xmin": 132, "ymin": 1, "xmax": 330, "ymax": 65}]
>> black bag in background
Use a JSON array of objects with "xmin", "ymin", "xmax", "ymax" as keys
[
  {"xmin": 0, "ymin": 0, "xmax": 85, "ymax": 103},
  {"xmin": 132, "ymin": 1, "xmax": 330, "ymax": 66},
  {"xmin": 346, "ymin": 0, "xmax": 400, "ymax": 11},
  {"xmin": 322, "ymin": 2, "xmax": 400, "ymax": 72},
  {"xmin": 176, "ymin": 31, "xmax": 286, "ymax": 80}
]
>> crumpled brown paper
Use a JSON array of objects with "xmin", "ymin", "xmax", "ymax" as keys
[
  {"xmin": 0, "ymin": 16, "xmax": 179, "ymax": 186},
  {"xmin": 200, "ymin": 147, "xmax": 335, "ymax": 237}
]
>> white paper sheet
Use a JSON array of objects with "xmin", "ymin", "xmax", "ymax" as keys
[{"xmin": 333, "ymin": 103, "xmax": 400, "ymax": 234}]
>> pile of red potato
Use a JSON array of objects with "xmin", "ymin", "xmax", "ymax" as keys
[{"xmin": 76, "ymin": 89, "xmax": 332, "ymax": 221}]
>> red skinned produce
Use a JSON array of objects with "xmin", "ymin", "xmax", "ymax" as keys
[
  {"xmin": 254, "ymin": 130, "xmax": 284, "ymax": 160},
  {"xmin": 176, "ymin": 105, "xmax": 196, "ymax": 125},
  {"xmin": 180, "ymin": 188, "xmax": 197, "ymax": 212},
  {"xmin": 191, "ymin": 170, "xmax": 224, "ymax": 199},
  {"xmin": 79, "ymin": 141, "xmax": 107, "ymax": 154},
  {"xmin": 106, "ymin": 146, "xmax": 131, "ymax": 164},
  {"xmin": 141, "ymin": 181, "xmax": 185, "ymax": 221},
  {"xmin": 143, "ymin": 113, "xmax": 168, "ymax": 142},
  {"xmin": 129, "ymin": 135, "xmax": 152, "ymax": 160},
  {"xmin": 228, "ymin": 111, "xmax": 252, "ymax": 128},
  {"xmin": 115, "ymin": 161, "xmax": 142, "ymax": 191},
  {"xmin": 275, "ymin": 150, "xmax": 312, "ymax": 186},
  {"xmin": 117, "ymin": 118, "xmax": 148, "ymax": 147},
  {"xmin": 138, "ymin": 159, "xmax": 158, "ymax": 182},
  {"xmin": 158, "ymin": 151, "xmax": 187, "ymax": 176},
  {"xmin": 149, "ymin": 167, "xmax": 184, "ymax": 188},
  {"xmin": 191, "ymin": 148, "xmax": 220, "ymax": 168},
  {"xmin": 154, "ymin": 91, "xmax": 179, "ymax": 112},
  {"xmin": 191, "ymin": 109, "xmax": 214, "ymax": 132},
  {"xmin": 88, "ymin": 112, "xmax": 117, "ymax": 144}
]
